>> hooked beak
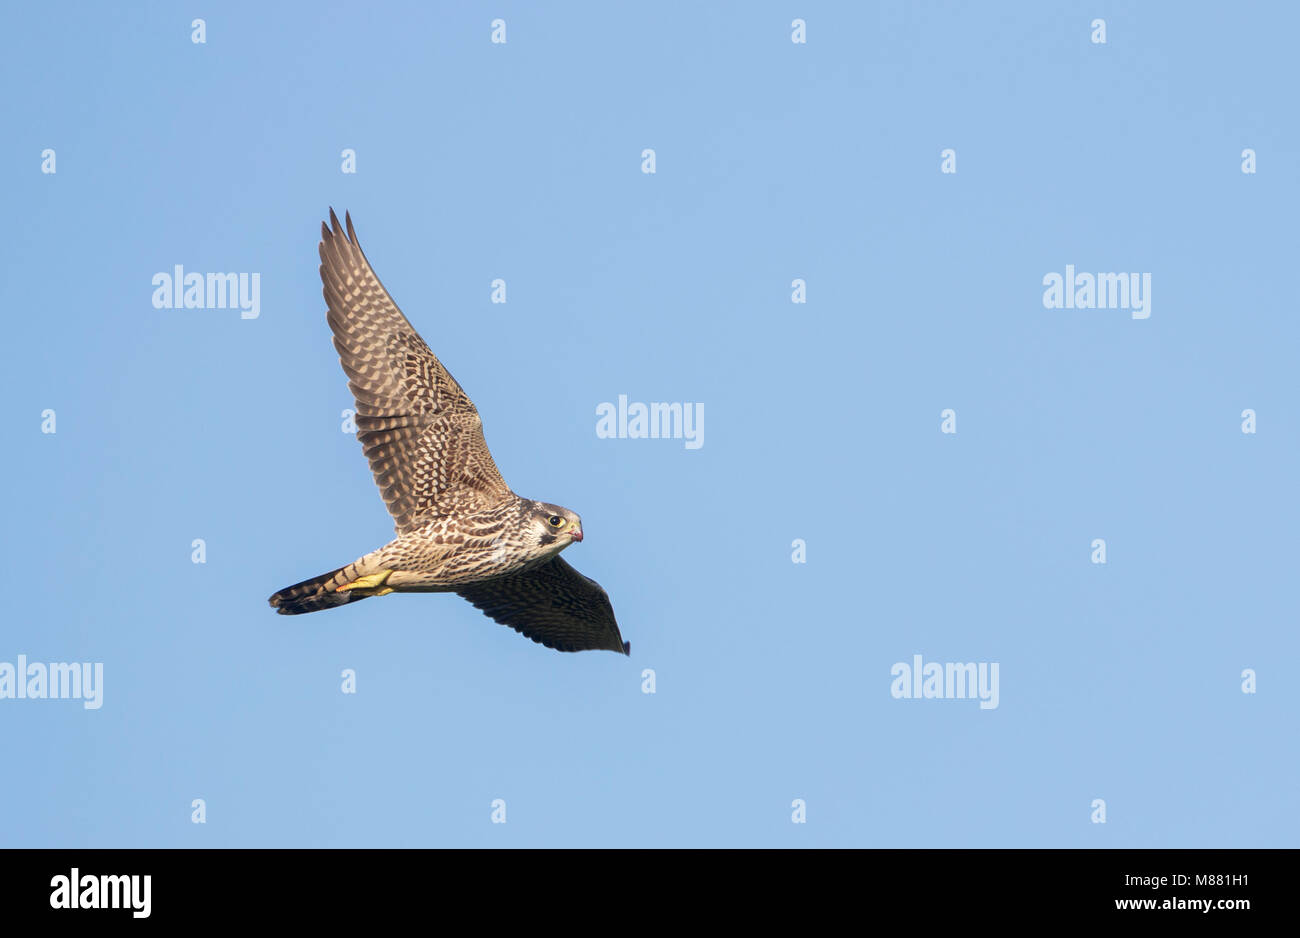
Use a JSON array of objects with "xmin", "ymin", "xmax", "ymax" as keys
[{"xmin": 569, "ymin": 526, "xmax": 583, "ymax": 542}]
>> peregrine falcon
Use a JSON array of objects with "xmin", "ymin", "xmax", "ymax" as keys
[{"xmin": 268, "ymin": 210, "xmax": 629, "ymax": 656}]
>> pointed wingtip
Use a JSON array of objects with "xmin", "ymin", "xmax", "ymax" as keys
[
  {"xmin": 321, "ymin": 207, "xmax": 361, "ymax": 250},
  {"xmin": 622, "ymin": 641, "xmax": 631, "ymax": 656}
]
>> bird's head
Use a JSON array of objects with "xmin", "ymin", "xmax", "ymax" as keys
[{"xmin": 528, "ymin": 502, "xmax": 584, "ymax": 557}]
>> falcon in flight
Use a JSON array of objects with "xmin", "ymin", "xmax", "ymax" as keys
[{"xmin": 268, "ymin": 210, "xmax": 629, "ymax": 655}]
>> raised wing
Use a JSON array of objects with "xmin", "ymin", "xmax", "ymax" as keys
[
  {"xmin": 456, "ymin": 557, "xmax": 630, "ymax": 655},
  {"xmin": 319, "ymin": 209, "xmax": 512, "ymax": 532}
]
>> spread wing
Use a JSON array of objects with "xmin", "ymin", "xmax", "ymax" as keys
[
  {"xmin": 319, "ymin": 209, "xmax": 512, "ymax": 532},
  {"xmin": 456, "ymin": 557, "xmax": 630, "ymax": 655}
]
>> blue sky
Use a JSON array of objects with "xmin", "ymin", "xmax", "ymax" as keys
[{"xmin": 1, "ymin": 1, "xmax": 1296, "ymax": 847}]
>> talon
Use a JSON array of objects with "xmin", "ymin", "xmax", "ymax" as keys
[{"xmin": 335, "ymin": 570, "xmax": 394, "ymax": 593}]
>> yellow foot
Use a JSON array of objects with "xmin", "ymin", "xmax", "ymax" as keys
[{"xmin": 335, "ymin": 570, "xmax": 395, "ymax": 596}]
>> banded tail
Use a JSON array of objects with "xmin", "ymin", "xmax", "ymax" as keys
[{"xmin": 269, "ymin": 566, "xmax": 368, "ymax": 615}]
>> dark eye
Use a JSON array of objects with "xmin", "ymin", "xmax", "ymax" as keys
[{"xmin": 547, "ymin": 515, "xmax": 563, "ymax": 527}]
